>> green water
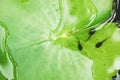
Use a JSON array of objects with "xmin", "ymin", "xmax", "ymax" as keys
[{"xmin": 0, "ymin": 0, "xmax": 119, "ymax": 80}]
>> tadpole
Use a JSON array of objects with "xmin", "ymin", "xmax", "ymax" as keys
[
  {"xmin": 86, "ymin": 28, "xmax": 96, "ymax": 41},
  {"xmin": 96, "ymin": 38, "xmax": 109, "ymax": 48}
]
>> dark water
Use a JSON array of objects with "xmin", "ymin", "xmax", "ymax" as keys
[{"xmin": 113, "ymin": 0, "xmax": 120, "ymax": 23}]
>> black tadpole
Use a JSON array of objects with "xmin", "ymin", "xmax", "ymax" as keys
[
  {"xmin": 96, "ymin": 42, "xmax": 103, "ymax": 48},
  {"xmin": 76, "ymin": 37, "xmax": 82, "ymax": 50},
  {"xmin": 95, "ymin": 38, "xmax": 109, "ymax": 48},
  {"xmin": 78, "ymin": 42, "xmax": 82, "ymax": 50},
  {"xmin": 112, "ymin": 75, "xmax": 117, "ymax": 79},
  {"xmin": 112, "ymin": 75, "xmax": 117, "ymax": 80},
  {"xmin": 86, "ymin": 28, "xmax": 96, "ymax": 41}
]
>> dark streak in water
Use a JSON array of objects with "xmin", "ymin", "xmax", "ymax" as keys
[
  {"xmin": 112, "ymin": 0, "xmax": 120, "ymax": 22},
  {"xmin": 116, "ymin": 23, "xmax": 120, "ymax": 28},
  {"xmin": 118, "ymin": 70, "xmax": 120, "ymax": 75},
  {"xmin": 111, "ymin": 70, "xmax": 120, "ymax": 80}
]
